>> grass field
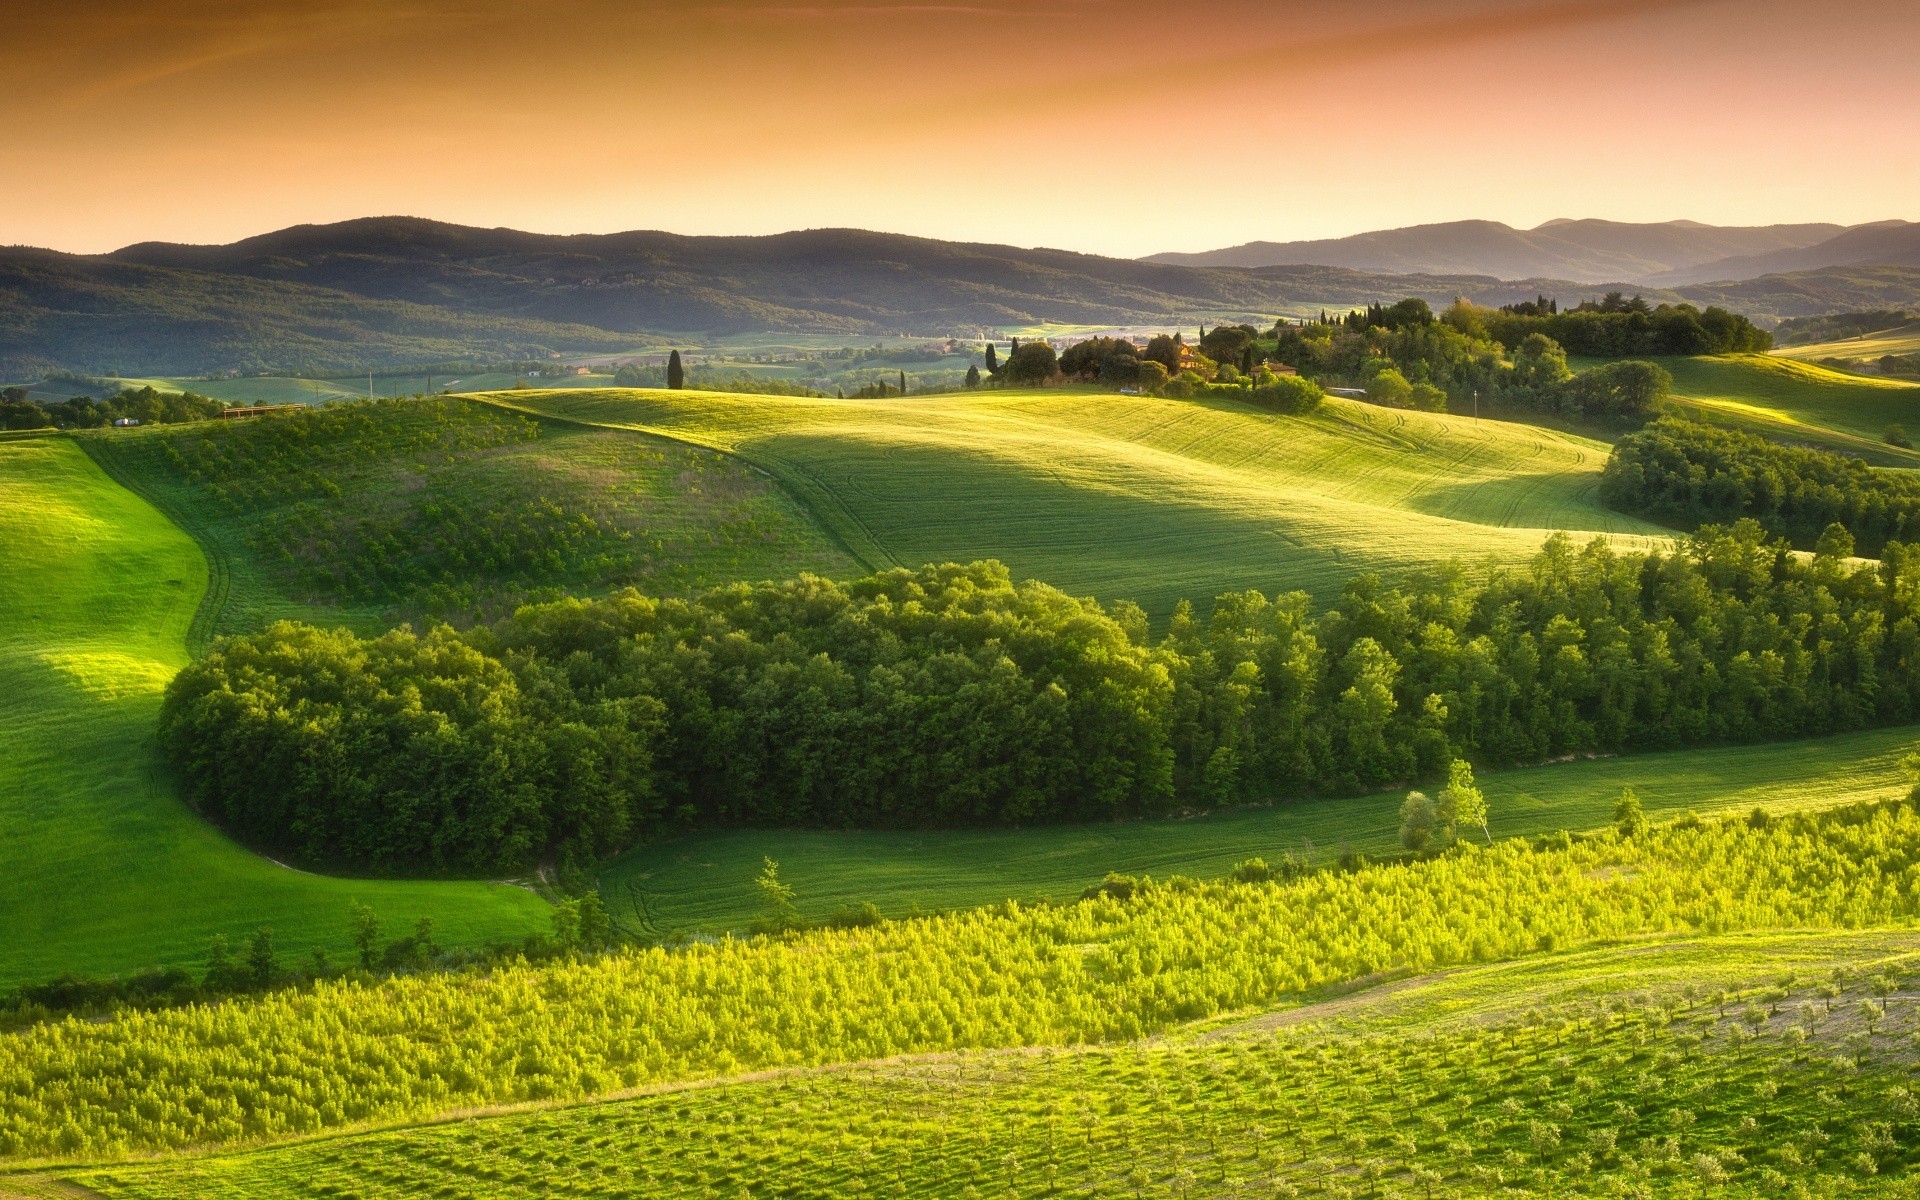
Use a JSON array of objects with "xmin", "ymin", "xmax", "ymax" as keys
[
  {"xmin": 488, "ymin": 386, "xmax": 1669, "ymax": 620},
  {"xmin": 58, "ymin": 927, "xmax": 1920, "ymax": 1199},
  {"xmin": 81, "ymin": 398, "xmax": 855, "ymax": 641},
  {"xmin": 1776, "ymin": 319, "xmax": 1920, "ymax": 363},
  {"xmin": 0, "ymin": 437, "xmax": 550, "ymax": 987},
  {"xmin": 599, "ymin": 724, "xmax": 1920, "ymax": 936},
  {"xmin": 1652, "ymin": 354, "xmax": 1920, "ymax": 463}
]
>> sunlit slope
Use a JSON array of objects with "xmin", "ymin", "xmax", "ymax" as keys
[
  {"xmin": 600, "ymin": 723, "xmax": 1919, "ymax": 936},
  {"xmin": 489, "ymin": 387, "xmax": 1668, "ymax": 616},
  {"xmin": 0, "ymin": 438, "xmax": 548, "ymax": 986},
  {"xmin": 1776, "ymin": 320, "xmax": 1920, "ymax": 363},
  {"xmin": 1659, "ymin": 354, "xmax": 1920, "ymax": 461},
  {"xmin": 74, "ymin": 929, "xmax": 1920, "ymax": 1200}
]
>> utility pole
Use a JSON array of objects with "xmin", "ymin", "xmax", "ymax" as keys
[
  {"xmin": 1473, "ymin": 389, "xmax": 1479, "ymax": 420},
  {"xmin": 368, "ymin": 370, "xmax": 373, "ymax": 399}
]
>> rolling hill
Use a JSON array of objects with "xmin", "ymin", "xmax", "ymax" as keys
[
  {"xmin": 486, "ymin": 385, "xmax": 1669, "ymax": 620},
  {"xmin": 1145, "ymin": 217, "xmax": 1846, "ymax": 281},
  {"xmin": 1648, "ymin": 220, "xmax": 1920, "ymax": 285},
  {"xmin": 0, "ymin": 436, "xmax": 549, "ymax": 987}
]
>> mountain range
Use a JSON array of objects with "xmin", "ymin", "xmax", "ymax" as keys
[
  {"xmin": 1146, "ymin": 219, "xmax": 1920, "ymax": 286},
  {"xmin": 8, "ymin": 217, "xmax": 1920, "ymax": 377}
]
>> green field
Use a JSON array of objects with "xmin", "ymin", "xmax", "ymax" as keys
[
  {"xmin": 600, "ymin": 724, "xmax": 1920, "ymax": 935},
  {"xmin": 81, "ymin": 397, "xmax": 854, "ymax": 641},
  {"xmin": 1777, "ymin": 319, "xmax": 1920, "ymax": 363},
  {"xmin": 488, "ymin": 386, "xmax": 1668, "ymax": 619},
  {"xmin": 1655, "ymin": 354, "xmax": 1920, "ymax": 462},
  {"xmin": 0, "ymin": 437, "xmax": 550, "ymax": 987},
  {"xmin": 58, "ymin": 928, "xmax": 1920, "ymax": 1200}
]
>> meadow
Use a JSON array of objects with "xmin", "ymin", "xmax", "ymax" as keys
[
  {"xmin": 63, "ymin": 928, "xmax": 1920, "ymax": 1200},
  {"xmin": 599, "ymin": 724, "xmax": 1920, "ymax": 936},
  {"xmin": 1776, "ymin": 319, "xmax": 1920, "ymax": 364},
  {"xmin": 81, "ymin": 397, "xmax": 854, "ymax": 641},
  {"xmin": 1, "ymin": 801, "xmax": 1918, "ymax": 1167},
  {"xmin": 1651, "ymin": 354, "xmax": 1920, "ymax": 463},
  {"xmin": 0, "ymin": 438, "xmax": 549, "ymax": 987},
  {"xmin": 487, "ymin": 385, "xmax": 1668, "ymax": 619}
]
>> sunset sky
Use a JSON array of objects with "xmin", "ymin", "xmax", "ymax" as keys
[{"xmin": 8, "ymin": 0, "xmax": 1917, "ymax": 257}]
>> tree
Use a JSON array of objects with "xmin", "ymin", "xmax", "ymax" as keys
[
  {"xmin": 413, "ymin": 917, "xmax": 438, "ymax": 963},
  {"xmin": 667, "ymin": 350, "xmax": 685, "ymax": 390},
  {"xmin": 1510, "ymin": 333, "xmax": 1572, "ymax": 395},
  {"xmin": 349, "ymin": 900, "xmax": 380, "ymax": 971},
  {"xmin": 1365, "ymin": 368, "xmax": 1414, "ymax": 408},
  {"xmin": 1557, "ymin": 360, "xmax": 1671, "ymax": 418},
  {"xmin": 245, "ymin": 927, "xmax": 276, "ymax": 988},
  {"xmin": 1614, "ymin": 786, "xmax": 1648, "ymax": 838},
  {"xmin": 1888, "ymin": 424, "xmax": 1913, "ymax": 449},
  {"xmin": 1438, "ymin": 759, "xmax": 1489, "ymax": 844},
  {"xmin": 577, "ymin": 890, "xmax": 612, "ymax": 950},
  {"xmin": 985, "ymin": 343, "xmax": 1000, "ymax": 375},
  {"xmin": 899, "ymin": 370, "xmax": 907, "ymax": 395},
  {"xmin": 755, "ymin": 857, "xmax": 802, "ymax": 933},
  {"xmin": 551, "ymin": 898, "xmax": 583, "ymax": 951},
  {"xmin": 1399, "ymin": 791, "xmax": 1438, "ymax": 852},
  {"xmin": 965, "ymin": 364, "xmax": 981, "ymax": 388},
  {"xmin": 1002, "ymin": 341, "xmax": 1059, "ymax": 386}
]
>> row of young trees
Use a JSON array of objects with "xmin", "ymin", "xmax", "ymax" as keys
[
  {"xmin": 1602, "ymin": 418, "xmax": 1920, "ymax": 555},
  {"xmin": 0, "ymin": 385, "xmax": 225, "ymax": 430},
  {"xmin": 165, "ymin": 522, "xmax": 1920, "ymax": 875}
]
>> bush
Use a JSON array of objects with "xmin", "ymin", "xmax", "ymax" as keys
[
  {"xmin": 1887, "ymin": 424, "xmax": 1913, "ymax": 449},
  {"xmin": 1245, "ymin": 375, "xmax": 1324, "ymax": 414},
  {"xmin": 1555, "ymin": 359, "xmax": 1672, "ymax": 419}
]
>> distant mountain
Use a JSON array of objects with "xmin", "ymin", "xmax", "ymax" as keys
[
  {"xmin": 9, "ymin": 217, "xmax": 1920, "ymax": 376},
  {"xmin": 1145, "ymin": 219, "xmax": 1848, "ymax": 283},
  {"xmin": 1642, "ymin": 221, "xmax": 1920, "ymax": 285}
]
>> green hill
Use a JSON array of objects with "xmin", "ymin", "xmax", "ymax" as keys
[
  {"xmin": 0, "ymin": 437, "xmax": 549, "ymax": 987},
  {"xmin": 1657, "ymin": 354, "xmax": 1920, "ymax": 462},
  {"xmin": 81, "ymin": 398, "xmax": 856, "ymax": 641},
  {"xmin": 492, "ymin": 386, "xmax": 1669, "ymax": 619}
]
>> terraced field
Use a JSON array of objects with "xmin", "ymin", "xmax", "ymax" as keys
[
  {"xmin": 600, "ymin": 724, "xmax": 1920, "ymax": 936},
  {"xmin": 62, "ymin": 929, "xmax": 1920, "ymax": 1200},
  {"xmin": 0, "ymin": 437, "xmax": 549, "ymax": 986},
  {"xmin": 490, "ymin": 387, "xmax": 1669, "ymax": 618}
]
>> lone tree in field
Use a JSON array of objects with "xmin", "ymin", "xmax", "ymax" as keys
[
  {"xmin": 755, "ymin": 857, "xmax": 802, "ymax": 933},
  {"xmin": 1614, "ymin": 786, "xmax": 1648, "ymax": 838},
  {"xmin": 667, "ymin": 349, "xmax": 685, "ymax": 390},
  {"xmin": 985, "ymin": 343, "xmax": 999, "ymax": 375},
  {"xmin": 1399, "ymin": 791, "xmax": 1439, "ymax": 853},
  {"xmin": 965, "ymin": 364, "xmax": 981, "ymax": 388},
  {"xmin": 1438, "ymin": 759, "xmax": 1490, "ymax": 844},
  {"xmin": 348, "ymin": 900, "xmax": 380, "ymax": 970}
]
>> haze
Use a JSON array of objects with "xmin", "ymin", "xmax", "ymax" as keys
[{"xmin": 7, "ymin": 0, "xmax": 1918, "ymax": 256}]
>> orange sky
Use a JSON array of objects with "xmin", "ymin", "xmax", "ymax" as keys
[{"xmin": 6, "ymin": 0, "xmax": 1916, "ymax": 256}]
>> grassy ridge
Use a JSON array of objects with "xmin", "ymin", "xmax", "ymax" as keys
[
  {"xmin": 59, "ymin": 930, "xmax": 1920, "ymax": 1199},
  {"xmin": 599, "ymin": 725, "xmax": 1920, "ymax": 936},
  {"xmin": 489, "ymin": 387, "xmax": 1668, "ymax": 618},
  {"xmin": 0, "ymin": 437, "xmax": 550, "ymax": 987},
  {"xmin": 81, "ymin": 398, "xmax": 856, "ymax": 639}
]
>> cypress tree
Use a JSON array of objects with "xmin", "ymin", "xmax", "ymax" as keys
[
  {"xmin": 900, "ymin": 370, "xmax": 907, "ymax": 395},
  {"xmin": 965, "ymin": 364, "xmax": 981, "ymax": 388},
  {"xmin": 667, "ymin": 350, "xmax": 685, "ymax": 390},
  {"xmin": 985, "ymin": 343, "xmax": 999, "ymax": 374}
]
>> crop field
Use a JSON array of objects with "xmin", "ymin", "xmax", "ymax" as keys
[
  {"xmin": 60, "ymin": 928, "xmax": 1920, "ymax": 1200},
  {"xmin": 81, "ymin": 397, "xmax": 855, "ymax": 640},
  {"xmin": 489, "ymin": 386, "xmax": 1668, "ymax": 619},
  {"xmin": 0, "ymin": 437, "xmax": 549, "ymax": 987},
  {"xmin": 1649, "ymin": 354, "xmax": 1920, "ymax": 462},
  {"xmin": 600, "ymin": 724, "xmax": 1920, "ymax": 935}
]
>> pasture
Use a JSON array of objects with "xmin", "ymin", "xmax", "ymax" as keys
[
  {"xmin": 488, "ymin": 386, "xmax": 1668, "ymax": 620},
  {"xmin": 599, "ymin": 724, "xmax": 1920, "ymax": 935},
  {"xmin": 0, "ymin": 438, "xmax": 549, "ymax": 987},
  {"xmin": 1776, "ymin": 319, "xmax": 1920, "ymax": 363}
]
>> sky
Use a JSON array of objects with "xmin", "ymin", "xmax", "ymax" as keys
[{"xmin": 6, "ymin": 0, "xmax": 1917, "ymax": 257}]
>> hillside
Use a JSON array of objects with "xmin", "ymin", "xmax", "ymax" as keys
[
  {"xmin": 0, "ymin": 436, "xmax": 548, "ymax": 987},
  {"xmin": 81, "ymin": 398, "xmax": 856, "ymax": 641},
  {"xmin": 1649, "ymin": 220, "xmax": 1920, "ymax": 285},
  {"xmin": 1146, "ymin": 217, "xmax": 1845, "ymax": 281},
  {"xmin": 1657, "ymin": 354, "xmax": 1920, "ymax": 452},
  {"xmin": 487, "ymin": 386, "xmax": 1668, "ymax": 619}
]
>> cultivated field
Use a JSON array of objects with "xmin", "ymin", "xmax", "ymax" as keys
[
  {"xmin": 0, "ymin": 437, "xmax": 548, "ymax": 986},
  {"xmin": 1776, "ymin": 319, "xmax": 1920, "ymax": 363},
  {"xmin": 488, "ymin": 386, "xmax": 1669, "ymax": 618},
  {"xmin": 1656, "ymin": 354, "xmax": 1920, "ymax": 462}
]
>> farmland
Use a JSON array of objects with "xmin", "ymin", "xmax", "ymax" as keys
[
  {"xmin": 64, "ymin": 927, "xmax": 1920, "ymax": 1200},
  {"xmin": 492, "ymin": 385, "xmax": 1667, "ymax": 618},
  {"xmin": 1656, "ymin": 354, "xmax": 1920, "ymax": 462},
  {"xmin": 0, "ymin": 437, "xmax": 549, "ymax": 987}
]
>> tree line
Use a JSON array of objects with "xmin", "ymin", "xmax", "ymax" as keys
[
  {"xmin": 0, "ymin": 385, "xmax": 225, "ymax": 430},
  {"xmin": 1602, "ymin": 418, "xmax": 1920, "ymax": 555},
  {"xmin": 164, "ymin": 525, "xmax": 1920, "ymax": 875}
]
